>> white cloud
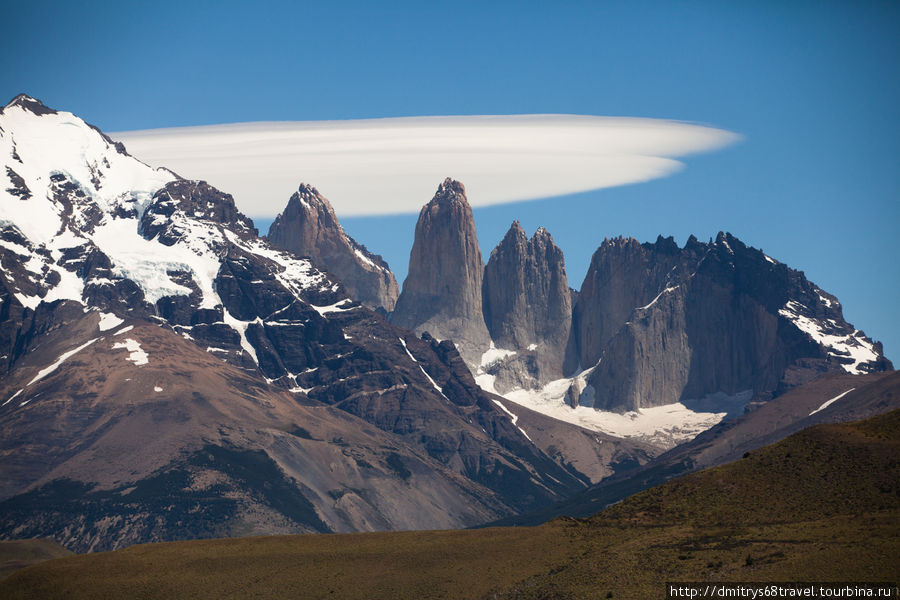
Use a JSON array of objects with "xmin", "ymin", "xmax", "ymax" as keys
[{"xmin": 111, "ymin": 115, "xmax": 739, "ymax": 218}]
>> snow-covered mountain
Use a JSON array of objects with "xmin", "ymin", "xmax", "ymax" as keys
[
  {"xmin": 1, "ymin": 94, "xmax": 176, "ymax": 313},
  {"xmin": 0, "ymin": 93, "xmax": 892, "ymax": 552},
  {"xmin": 0, "ymin": 95, "xmax": 611, "ymax": 551}
]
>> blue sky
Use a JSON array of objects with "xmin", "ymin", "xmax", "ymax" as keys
[{"xmin": 3, "ymin": 1, "xmax": 898, "ymax": 360}]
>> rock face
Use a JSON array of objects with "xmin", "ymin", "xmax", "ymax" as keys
[
  {"xmin": 572, "ymin": 233, "xmax": 893, "ymax": 412},
  {"xmin": 573, "ymin": 235, "xmax": 691, "ymax": 369},
  {"xmin": 0, "ymin": 96, "xmax": 588, "ymax": 552},
  {"xmin": 267, "ymin": 184, "xmax": 399, "ymax": 312},
  {"xmin": 390, "ymin": 180, "xmax": 891, "ymax": 429},
  {"xmin": 391, "ymin": 178, "xmax": 490, "ymax": 363},
  {"xmin": 481, "ymin": 222, "xmax": 574, "ymax": 391}
]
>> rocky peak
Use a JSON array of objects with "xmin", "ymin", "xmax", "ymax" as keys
[
  {"xmin": 141, "ymin": 180, "xmax": 258, "ymax": 245},
  {"xmin": 573, "ymin": 231, "xmax": 892, "ymax": 413},
  {"xmin": 650, "ymin": 234, "xmax": 680, "ymax": 254},
  {"xmin": 434, "ymin": 177, "xmax": 467, "ymax": 203},
  {"xmin": 2, "ymin": 94, "xmax": 57, "ymax": 117},
  {"xmin": 481, "ymin": 222, "xmax": 573, "ymax": 390},
  {"xmin": 270, "ymin": 184, "xmax": 343, "ymax": 251},
  {"xmin": 291, "ymin": 183, "xmax": 339, "ymax": 224},
  {"xmin": 503, "ymin": 219, "xmax": 527, "ymax": 243},
  {"xmin": 391, "ymin": 178, "xmax": 490, "ymax": 363},
  {"xmin": 267, "ymin": 183, "xmax": 399, "ymax": 312}
]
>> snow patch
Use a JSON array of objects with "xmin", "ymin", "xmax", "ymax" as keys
[
  {"xmin": 778, "ymin": 300, "xmax": 878, "ymax": 373},
  {"xmin": 12, "ymin": 291, "xmax": 40, "ymax": 310},
  {"xmin": 310, "ymin": 299, "xmax": 355, "ymax": 315},
  {"xmin": 28, "ymin": 338, "xmax": 99, "ymax": 386},
  {"xmin": 637, "ymin": 285, "xmax": 678, "ymax": 310},
  {"xmin": 154, "ymin": 386, "xmax": 163, "ymax": 392},
  {"xmin": 221, "ymin": 309, "xmax": 260, "ymax": 365},
  {"xmin": 399, "ymin": 337, "xmax": 450, "ymax": 401},
  {"xmin": 491, "ymin": 399, "xmax": 533, "ymax": 443},
  {"xmin": 98, "ymin": 312, "xmax": 124, "ymax": 331},
  {"xmin": 114, "ymin": 325, "xmax": 134, "ymax": 336},
  {"xmin": 809, "ymin": 388, "xmax": 855, "ymax": 416},
  {"xmin": 478, "ymin": 367, "xmax": 725, "ymax": 448},
  {"xmin": 111, "ymin": 338, "xmax": 148, "ymax": 366},
  {"xmin": 2, "ymin": 389, "xmax": 23, "ymax": 407},
  {"xmin": 223, "ymin": 231, "xmax": 331, "ymax": 295},
  {"xmin": 353, "ymin": 247, "xmax": 375, "ymax": 268}
]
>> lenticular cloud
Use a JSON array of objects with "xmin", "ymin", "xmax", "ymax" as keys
[{"xmin": 112, "ymin": 115, "xmax": 739, "ymax": 217}]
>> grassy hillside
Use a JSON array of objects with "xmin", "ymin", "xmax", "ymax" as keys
[
  {"xmin": 0, "ymin": 539, "xmax": 72, "ymax": 580},
  {"xmin": 1, "ymin": 410, "xmax": 897, "ymax": 600}
]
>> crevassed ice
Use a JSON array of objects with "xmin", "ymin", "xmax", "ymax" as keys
[{"xmin": 479, "ymin": 341, "xmax": 516, "ymax": 368}]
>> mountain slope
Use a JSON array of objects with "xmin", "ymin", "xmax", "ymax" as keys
[
  {"xmin": 492, "ymin": 369, "xmax": 900, "ymax": 526},
  {"xmin": 0, "ymin": 539, "xmax": 72, "ymax": 580},
  {"xmin": 3, "ymin": 409, "xmax": 895, "ymax": 599}
]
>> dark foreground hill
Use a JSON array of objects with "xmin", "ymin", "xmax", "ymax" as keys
[
  {"xmin": 0, "ymin": 539, "xmax": 71, "ymax": 580},
  {"xmin": 2, "ymin": 409, "xmax": 896, "ymax": 600}
]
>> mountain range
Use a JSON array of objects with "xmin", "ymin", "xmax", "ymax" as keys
[
  {"xmin": 389, "ymin": 179, "xmax": 890, "ymax": 420},
  {"xmin": 0, "ymin": 95, "xmax": 594, "ymax": 550},
  {"xmin": 0, "ymin": 93, "xmax": 894, "ymax": 552}
]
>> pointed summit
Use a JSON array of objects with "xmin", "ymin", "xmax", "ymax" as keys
[
  {"xmin": 391, "ymin": 178, "xmax": 490, "ymax": 362},
  {"xmin": 267, "ymin": 184, "xmax": 399, "ymax": 312},
  {"xmin": 502, "ymin": 220, "xmax": 527, "ymax": 243},
  {"xmin": 2, "ymin": 94, "xmax": 57, "ymax": 116},
  {"xmin": 434, "ymin": 177, "xmax": 467, "ymax": 203}
]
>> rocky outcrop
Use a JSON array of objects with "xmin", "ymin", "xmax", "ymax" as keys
[
  {"xmin": 267, "ymin": 184, "xmax": 399, "ymax": 312},
  {"xmin": 141, "ymin": 179, "xmax": 257, "ymax": 242},
  {"xmin": 389, "ymin": 175, "xmax": 891, "ymax": 422},
  {"xmin": 572, "ymin": 232, "xmax": 893, "ymax": 412},
  {"xmin": 391, "ymin": 178, "xmax": 490, "ymax": 363},
  {"xmin": 573, "ymin": 235, "xmax": 698, "ymax": 369},
  {"xmin": 481, "ymin": 222, "xmax": 574, "ymax": 390}
]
